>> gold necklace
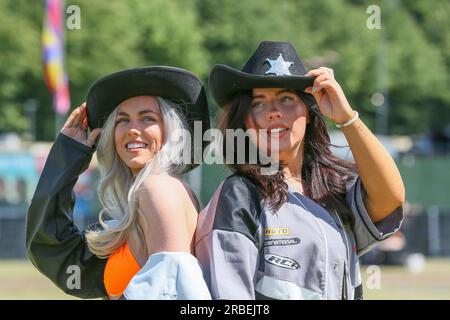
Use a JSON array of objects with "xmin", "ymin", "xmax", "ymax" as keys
[
  {"xmin": 285, "ymin": 175, "xmax": 307, "ymax": 196},
  {"xmin": 285, "ymin": 175, "xmax": 303, "ymax": 183}
]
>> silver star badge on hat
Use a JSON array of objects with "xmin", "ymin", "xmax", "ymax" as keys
[{"xmin": 265, "ymin": 53, "xmax": 293, "ymax": 76}]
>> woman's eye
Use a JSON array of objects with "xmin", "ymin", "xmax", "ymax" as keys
[
  {"xmin": 280, "ymin": 96, "xmax": 294, "ymax": 103},
  {"xmin": 252, "ymin": 101, "xmax": 265, "ymax": 109},
  {"xmin": 115, "ymin": 118, "xmax": 128, "ymax": 125},
  {"xmin": 143, "ymin": 116, "xmax": 155, "ymax": 122}
]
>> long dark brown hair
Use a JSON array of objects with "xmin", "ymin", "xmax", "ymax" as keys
[{"xmin": 217, "ymin": 90, "xmax": 358, "ymax": 221}]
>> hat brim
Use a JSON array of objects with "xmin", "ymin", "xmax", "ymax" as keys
[
  {"xmin": 87, "ymin": 66, "xmax": 209, "ymax": 130},
  {"xmin": 210, "ymin": 64, "xmax": 316, "ymax": 107},
  {"xmin": 86, "ymin": 66, "xmax": 210, "ymax": 173}
]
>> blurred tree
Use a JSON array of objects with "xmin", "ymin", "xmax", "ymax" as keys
[
  {"xmin": 383, "ymin": 1, "xmax": 448, "ymax": 134},
  {"xmin": 195, "ymin": 0, "xmax": 449, "ymax": 134},
  {"xmin": 63, "ymin": 0, "xmax": 208, "ymax": 141},
  {"xmin": 0, "ymin": 1, "xmax": 41, "ymax": 133},
  {"xmin": 0, "ymin": 0, "xmax": 448, "ymax": 139},
  {"xmin": 0, "ymin": 0, "xmax": 207, "ymax": 141},
  {"xmin": 400, "ymin": 0, "xmax": 450, "ymax": 132}
]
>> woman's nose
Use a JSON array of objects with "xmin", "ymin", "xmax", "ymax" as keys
[
  {"xmin": 127, "ymin": 126, "xmax": 141, "ymax": 137},
  {"xmin": 267, "ymin": 102, "xmax": 282, "ymax": 121}
]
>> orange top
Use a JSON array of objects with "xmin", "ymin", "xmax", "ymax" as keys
[{"xmin": 104, "ymin": 243, "xmax": 141, "ymax": 298}]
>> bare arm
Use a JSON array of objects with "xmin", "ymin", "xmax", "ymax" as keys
[
  {"xmin": 137, "ymin": 175, "xmax": 194, "ymax": 256},
  {"xmin": 340, "ymin": 118, "xmax": 404, "ymax": 221},
  {"xmin": 306, "ymin": 67, "xmax": 405, "ymax": 222}
]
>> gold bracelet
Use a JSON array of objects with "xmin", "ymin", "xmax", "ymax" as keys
[{"xmin": 335, "ymin": 111, "xmax": 359, "ymax": 129}]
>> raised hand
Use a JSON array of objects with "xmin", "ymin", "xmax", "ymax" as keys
[
  {"xmin": 61, "ymin": 102, "xmax": 102, "ymax": 148},
  {"xmin": 304, "ymin": 67, "xmax": 355, "ymax": 125}
]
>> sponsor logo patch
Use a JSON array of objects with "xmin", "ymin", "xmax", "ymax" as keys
[
  {"xmin": 264, "ymin": 237, "xmax": 300, "ymax": 247},
  {"xmin": 264, "ymin": 254, "xmax": 301, "ymax": 270},
  {"xmin": 264, "ymin": 227, "xmax": 290, "ymax": 237}
]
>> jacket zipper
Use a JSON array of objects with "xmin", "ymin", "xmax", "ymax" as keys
[{"xmin": 334, "ymin": 211, "xmax": 351, "ymax": 300}]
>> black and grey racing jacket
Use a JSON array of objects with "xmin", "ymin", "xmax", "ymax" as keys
[
  {"xmin": 195, "ymin": 174, "xmax": 403, "ymax": 300},
  {"xmin": 26, "ymin": 133, "xmax": 107, "ymax": 299}
]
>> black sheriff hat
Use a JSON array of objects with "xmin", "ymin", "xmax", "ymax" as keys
[{"xmin": 210, "ymin": 41, "xmax": 316, "ymax": 107}]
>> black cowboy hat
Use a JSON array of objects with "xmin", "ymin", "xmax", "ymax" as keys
[
  {"xmin": 210, "ymin": 41, "xmax": 316, "ymax": 107},
  {"xmin": 87, "ymin": 66, "xmax": 209, "ymax": 131},
  {"xmin": 86, "ymin": 66, "xmax": 210, "ymax": 172}
]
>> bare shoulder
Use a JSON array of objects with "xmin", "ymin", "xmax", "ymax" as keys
[
  {"xmin": 140, "ymin": 174, "xmax": 185, "ymax": 194},
  {"xmin": 137, "ymin": 175, "xmax": 197, "ymax": 229},
  {"xmin": 137, "ymin": 174, "xmax": 190, "ymax": 218},
  {"xmin": 136, "ymin": 174, "xmax": 195, "ymax": 253}
]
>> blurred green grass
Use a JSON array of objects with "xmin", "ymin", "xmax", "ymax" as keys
[
  {"xmin": 0, "ymin": 260, "xmax": 78, "ymax": 300},
  {"xmin": 0, "ymin": 258, "xmax": 449, "ymax": 299},
  {"xmin": 361, "ymin": 258, "xmax": 450, "ymax": 300}
]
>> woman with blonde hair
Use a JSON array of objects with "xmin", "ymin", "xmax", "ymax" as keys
[{"xmin": 27, "ymin": 66, "xmax": 211, "ymax": 299}]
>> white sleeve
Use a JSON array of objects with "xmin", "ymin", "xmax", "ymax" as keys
[
  {"xmin": 346, "ymin": 177, "xmax": 404, "ymax": 256},
  {"xmin": 123, "ymin": 252, "xmax": 211, "ymax": 300}
]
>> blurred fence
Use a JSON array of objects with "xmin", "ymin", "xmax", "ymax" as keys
[
  {"xmin": 404, "ymin": 206, "xmax": 450, "ymax": 256},
  {"xmin": 0, "ymin": 206, "xmax": 27, "ymax": 259},
  {"xmin": 0, "ymin": 204, "xmax": 98, "ymax": 259},
  {"xmin": 1, "ymin": 200, "xmax": 450, "ymax": 260},
  {"xmin": 397, "ymin": 155, "xmax": 450, "ymax": 208},
  {"xmin": 1, "ymin": 154, "xmax": 450, "ymax": 259}
]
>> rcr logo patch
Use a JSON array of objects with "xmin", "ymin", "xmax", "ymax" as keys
[
  {"xmin": 264, "ymin": 237, "xmax": 300, "ymax": 247},
  {"xmin": 265, "ymin": 227, "xmax": 289, "ymax": 237},
  {"xmin": 264, "ymin": 254, "xmax": 300, "ymax": 270}
]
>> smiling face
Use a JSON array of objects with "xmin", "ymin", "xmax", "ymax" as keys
[
  {"xmin": 244, "ymin": 88, "xmax": 308, "ymax": 162},
  {"xmin": 114, "ymin": 96, "xmax": 164, "ymax": 175}
]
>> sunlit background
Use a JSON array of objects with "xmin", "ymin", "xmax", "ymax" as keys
[{"xmin": 0, "ymin": 0, "xmax": 449, "ymax": 299}]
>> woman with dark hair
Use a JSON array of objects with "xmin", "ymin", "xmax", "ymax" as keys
[{"xmin": 195, "ymin": 41, "xmax": 405, "ymax": 300}]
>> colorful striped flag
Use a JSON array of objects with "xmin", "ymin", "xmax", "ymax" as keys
[{"xmin": 42, "ymin": 0, "xmax": 70, "ymax": 115}]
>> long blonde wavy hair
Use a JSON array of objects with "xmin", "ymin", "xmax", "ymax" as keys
[{"xmin": 85, "ymin": 97, "xmax": 191, "ymax": 259}]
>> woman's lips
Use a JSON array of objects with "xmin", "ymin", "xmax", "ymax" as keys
[
  {"xmin": 126, "ymin": 148, "xmax": 146, "ymax": 153},
  {"xmin": 125, "ymin": 142, "xmax": 148, "ymax": 153},
  {"xmin": 261, "ymin": 127, "xmax": 290, "ymax": 139}
]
